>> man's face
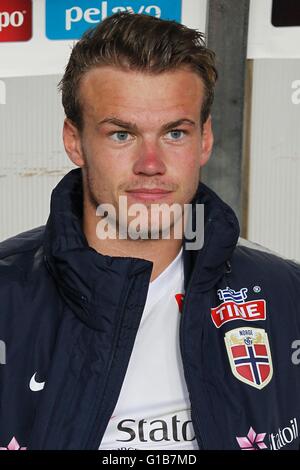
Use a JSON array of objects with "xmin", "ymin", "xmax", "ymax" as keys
[{"xmin": 64, "ymin": 66, "xmax": 213, "ymax": 238}]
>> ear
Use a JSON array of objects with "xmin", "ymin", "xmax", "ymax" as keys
[
  {"xmin": 63, "ymin": 118, "xmax": 85, "ymax": 167},
  {"xmin": 199, "ymin": 115, "xmax": 214, "ymax": 167}
]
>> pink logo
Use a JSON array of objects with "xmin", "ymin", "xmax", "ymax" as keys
[
  {"xmin": 0, "ymin": 436, "xmax": 27, "ymax": 450},
  {"xmin": 236, "ymin": 427, "xmax": 267, "ymax": 450}
]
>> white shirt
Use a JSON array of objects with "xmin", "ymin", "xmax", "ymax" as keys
[{"xmin": 99, "ymin": 248, "xmax": 198, "ymax": 450}]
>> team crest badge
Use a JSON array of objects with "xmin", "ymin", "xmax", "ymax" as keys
[{"xmin": 225, "ymin": 327, "xmax": 273, "ymax": 389}]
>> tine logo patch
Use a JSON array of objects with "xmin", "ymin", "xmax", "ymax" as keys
[{"xmin": 211, "ymin": 287, "xmax": 266, "ymax": 328}]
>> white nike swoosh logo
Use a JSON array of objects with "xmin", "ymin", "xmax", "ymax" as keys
[{"xmin": 29, "ymin": 372, "xmax": 45, "ymax": 392}]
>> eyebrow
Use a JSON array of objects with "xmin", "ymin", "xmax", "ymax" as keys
[
  {"xmin": 97, "ymin": 117, "xmax": 196, "ymax": 132},
  {"xmin": 162, "ymin": 119, "xmax": 196, "ymax": 132}
]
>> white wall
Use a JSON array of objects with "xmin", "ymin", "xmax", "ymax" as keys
[
  {"xmin": 247, "ymin": 59, "xmax": 300, "ymax": 262},
  {"xmin": 0, "ymin": 75, "xmax": 74, "ymax": 241}
]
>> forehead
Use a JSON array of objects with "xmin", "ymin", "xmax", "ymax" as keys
[{"xmin": 79, "ymin": 66, "xmax": 204, "ymax": 124}]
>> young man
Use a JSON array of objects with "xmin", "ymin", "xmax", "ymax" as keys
[{"xmin": 0, "ymin": 12, "xmax": 300, "ymax": 451}]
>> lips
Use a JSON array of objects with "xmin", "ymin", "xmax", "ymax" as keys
[
  {"xmin": 127, "ymin": 188, "xmax": 171, "ymax": 194},
  {"xmin": 126, "ymin": 188, "xmax": 173, "ymax": 201}
]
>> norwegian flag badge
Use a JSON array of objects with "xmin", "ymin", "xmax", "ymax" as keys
[{"xmin": 224, "ymin": 327, "xmax": 273, "ymax": 389}]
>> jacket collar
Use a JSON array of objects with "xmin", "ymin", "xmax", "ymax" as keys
[
  {"xmin": 182, "ymin": 182, "xmax": 240, "ymax": 292},
  {"xmin": 43, "ymin": 169, "xmax": 240, "ymax": 326}
]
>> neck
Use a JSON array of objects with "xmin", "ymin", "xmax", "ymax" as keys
[{"xmin": 83, "ymin": 197, "xmax": 183, "ymax": 282}]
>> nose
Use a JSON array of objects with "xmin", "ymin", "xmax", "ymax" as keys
[{"xmin": 132, "ymin": 140, "xmax": 167, "ymax": 176}]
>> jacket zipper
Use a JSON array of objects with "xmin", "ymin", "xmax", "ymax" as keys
[
  {"xmin": 179, "ymin": 281, "xmax": 205, "ymax": 450},
  {"xmin": 83, "ymin": 269, "xmax": 140, "ymax": 449}
]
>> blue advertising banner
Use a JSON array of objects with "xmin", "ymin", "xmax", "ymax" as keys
[{"xmin": 46, "ymin": 0, "xmax": 182, "ymax": 40}]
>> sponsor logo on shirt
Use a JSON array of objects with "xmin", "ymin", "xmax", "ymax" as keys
[
  {"xmin": 225, "ymin": 327, "xmax": 273, "ymax": 389},
  {"xmin": 45, "ymin": 0, "xmax": 182, "ymax": 40},
  {"xmin": 0, "ymin": 0, "xmax": 32, "ymax": 42},
  {"xmin": 101, "ymin": 413, "xmax": 196, "ymax": 449},
  {"xmin": 29, "ymin": 372, "xmax": 45, "ymax": 392},
  {"xmin": 0, "ymin": 436, "xmax": 27, "ymax": 450},
  {"xmin": 175, "ymin": 293, "xmax": 184, "ymax": 313},
  {"xmin": 269, "ymin": 418, "xmax": 299, "ymax": 450},
  {"xmin": 236, "ymin": 418, "xmax": 299, "ymax": 450},
  {"xmin": 211, "ymin": 287, "xmax": 266, "ymax": 328}
]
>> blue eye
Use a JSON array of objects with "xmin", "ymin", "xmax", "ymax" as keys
[
  {"xmin": 111, "ymin": 131, "xmax": 130, "ymax": 142},
  {"xmin": 167, "ymin": 130, "xmax": 185, "ymax": 140}
]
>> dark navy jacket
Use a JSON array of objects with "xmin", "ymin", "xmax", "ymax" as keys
[{"xmin": 0, "ymin": 168, "xmax": 300, "ymax": 450}]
